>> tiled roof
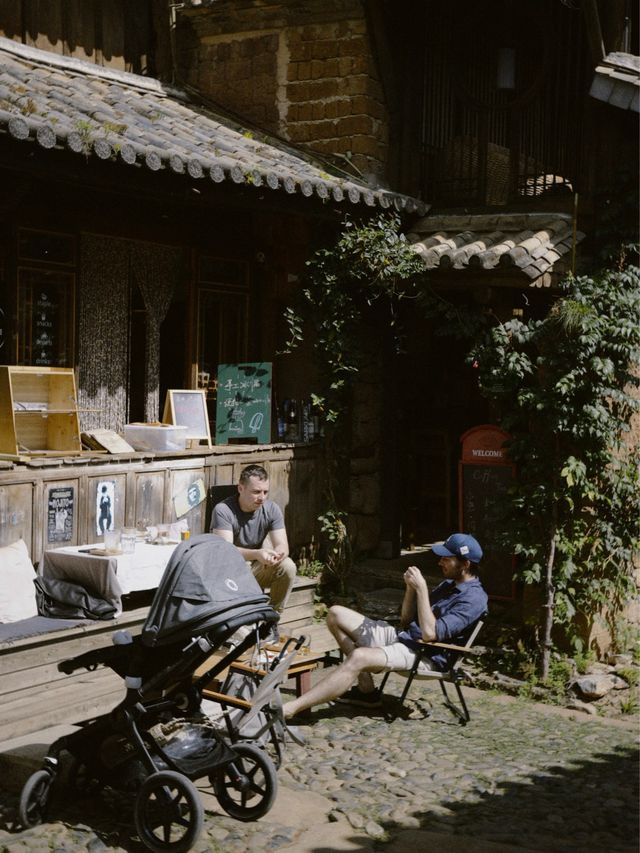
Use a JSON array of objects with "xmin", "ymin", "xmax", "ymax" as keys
[
  {"xmin": 590, "ymin": 52, "xmax": 640, "ymax": 113},
  {"xmin": 408, "ymin": 212, "xmax": 585, "ymax": 287},
  {"xmin": 0, "ymin": 37, "xmax": 426, "ymax": 214}
]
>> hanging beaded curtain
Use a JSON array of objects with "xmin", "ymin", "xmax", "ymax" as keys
[
  {"xmin": 78, "ymin": 234, "xmax": 130, "ymax": 432},
  {"xmin": 130, "ymin": 243, "xmax": 181, "ymax": 422}
]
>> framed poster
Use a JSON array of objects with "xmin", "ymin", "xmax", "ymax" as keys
[
  {"xmin": 96, "ymin": 480, "xmax": 116, "ymax": 536},
  {"xmin": 163, "ymin": 389, "xmax": 212, "ymax": 446},
  {"xmin": 47, "ymin": 485, "xmax": 74, "ymax": 544},
  {"xmin": 215, "ymin": 362, "xmax": 272, "ymax": 445}
]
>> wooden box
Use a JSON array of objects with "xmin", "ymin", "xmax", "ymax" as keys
[{"xmin": 0, "ymin": 366, "xmax": 82, "ymax": 458}]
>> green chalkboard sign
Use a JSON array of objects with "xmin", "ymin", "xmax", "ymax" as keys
[{"xmin": 215, "ymin": 362, "xmax": 272, "ymax": 444}]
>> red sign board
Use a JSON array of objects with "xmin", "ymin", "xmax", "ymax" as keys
[{"xmin": 458, "ymin": 424, "xmax": 515, "ymax": 600}]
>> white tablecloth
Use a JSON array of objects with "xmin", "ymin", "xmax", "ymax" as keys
[{"xmin": 41, "ymin": 542, "xmax": 178, "ymax": 613}]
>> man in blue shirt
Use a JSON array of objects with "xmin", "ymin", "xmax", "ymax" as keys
[{"xmin": 283, "ymin": 533, "xmax": 487, "ymax": 718}]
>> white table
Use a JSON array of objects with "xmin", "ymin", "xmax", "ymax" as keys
[{"xmin": 41, "ymin": 541, "xmax": 178, "ymax": 614}]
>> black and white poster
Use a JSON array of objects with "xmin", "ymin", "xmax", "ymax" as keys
[
  {"xmin": 96, "ymin": 480, "xmax": 115, "ymax": 536},
  {"xmin": 47, "ymin": 485, "xmax": 74, "ymax": 543}
]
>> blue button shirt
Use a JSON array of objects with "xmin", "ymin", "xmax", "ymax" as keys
[{"xmin": 396, "ymin": 577, "xmax": 488, "ymax": 671}]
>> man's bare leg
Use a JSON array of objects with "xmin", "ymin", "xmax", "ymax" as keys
[
  {"xmin": 282, "ymin": 646, "xmax": 387, "ymax": 719},
  {"xmin": 326, "ymin": 605, "xmax": 376, "ymax": 692}
]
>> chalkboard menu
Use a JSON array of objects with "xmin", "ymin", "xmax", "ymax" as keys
[
  {"xmin": 459, "ymin": 425, "xmax": 515, "ymax": 599},
  {"xmin": 215, "ymin": 362, "xmax": 272, "ymax": 445}
]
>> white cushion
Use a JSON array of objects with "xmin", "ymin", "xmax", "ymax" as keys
[{"xmin": 0, "ymin": 538, "xmax": 38, "ymax": 622}]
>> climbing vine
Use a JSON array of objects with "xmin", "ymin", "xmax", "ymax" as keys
[
  {"xmin": 283, "ymin": 214, "xmax": 426, "ymax": 588},
  {"xmin": 470, "ymin": 249, "xmax": 640, "ymax": 675}
]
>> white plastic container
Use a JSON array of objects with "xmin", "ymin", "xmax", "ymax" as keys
[{"xmin": 123, "ymin": 424, "xmax": 188, "ymax": 452}]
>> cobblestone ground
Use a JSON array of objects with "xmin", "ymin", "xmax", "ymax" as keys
[{"xmin": 0, "ymin": 676, "xmax": 638, "ymax": 852}]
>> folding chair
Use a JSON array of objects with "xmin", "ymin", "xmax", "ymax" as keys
[{"xmin": 379, "ymin": 615, "xmax": 486, "ymax": 724}]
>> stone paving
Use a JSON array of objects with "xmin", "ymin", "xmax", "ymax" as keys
[{"xmin": 0, "ymin": 674, "xmax": 638, "ymax": 852}]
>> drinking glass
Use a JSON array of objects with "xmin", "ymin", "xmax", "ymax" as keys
[
  {"xmin": 104, "ymin": 529, "xmax": 121, "ymax": 554},
  {"xmin": 121, "ymin": 528, "xmax": 137, "ymax": 554}
]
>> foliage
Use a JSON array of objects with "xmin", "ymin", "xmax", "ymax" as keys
[
  {"xmin": 470, "ymin": 252, "xmax": 640, "ymax": 676},
  {"xmin": 318, "ymin": 509, "xmax": 352, "ymax": 594},
  {"xmin": 617, "ymin": 667, "xmax": 640, "ymax": 688},
  {"xmin": 282, "ymin": 214, "xmax": 426, "ymax": 581},
  {"xmin": 283, "ymin": 213, "xmax": 426, "ymax": 425},
  {"xmin": 619, "ymin": 695, "xmax": 639, "ymax": 716},
  {"xmin": 296, "ymin": 537, "xmax": 326, "ymax": 579}
]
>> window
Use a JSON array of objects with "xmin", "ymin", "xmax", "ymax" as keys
[
  {"xmin": 195, "ymin": 257, "xmax": 249, "ymax": 433},
  {"xmin": 16, "ymin": 230, "xmax": 76, "ymax": 367}
]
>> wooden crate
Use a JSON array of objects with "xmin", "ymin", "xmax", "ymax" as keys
[{"xmin": 0, "ymin": 366, "xmax": 82, "ymax": 458}]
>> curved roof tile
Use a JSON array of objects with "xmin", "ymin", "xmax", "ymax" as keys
[
  {"xmin": 0, "ymin": 36, "xmax": 426, "ymax": 214},
  {"xmin": 408, "ymin": 212, "xmax": 584, "ymax": 286}
]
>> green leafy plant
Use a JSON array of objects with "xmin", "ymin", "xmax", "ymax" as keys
[
  {"xmin": 470, "ymin": 250, "xmax": 640, "ymax": 678},
  {"xmin": 282, "ymin": 214, "xmax": 426, "ymax": 583},
  {"xmin": 296, "ymin": 537, "xmax": 326, "ymax": 579},
  {"xmin": 619, "ymin": 695, "xmax": 639, "ymax": 716},
  {"xmin": 617, "ymin": 667, "xmax": 640, "ymax": 688}
]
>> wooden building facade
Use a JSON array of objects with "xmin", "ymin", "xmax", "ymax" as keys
[{"xmin": 0, "ymin": 0, "xmax": 637, "ymax": 568}]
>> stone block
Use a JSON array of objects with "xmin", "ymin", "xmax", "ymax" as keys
[
  {"xmin": 311, "ymin": 39, "xmax": 336, "ymax": 60},
  {"xmin": 337, "ymin": 114, "xmax": 374, "ymax": 136},
  {"xmin": 350, "ymin": 135, "xmax": 385, "ymax": 157},
  {"xmin": 324, "ymin": 99, "xmax": 338, "ymax": 119},
  {"xmin": 306, "ymin": 78, "xmax": 339, "ymax": 99},
  {"xmin": 288, "ymin": 41, "xmax": 312, "ymax": 62},
  {"xmin": 297, "ymin": 60, "xmax": 312, "ymax": 80},
  {"xmin": 339, "ymin": 34, "xmax": 367, "ymax": 57}
]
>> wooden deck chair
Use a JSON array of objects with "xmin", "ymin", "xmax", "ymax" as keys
[{"xmin": 379, "ymin": 615, "xmax": 486, "ymax": 724}]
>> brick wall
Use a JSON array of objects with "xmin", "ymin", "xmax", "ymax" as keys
[{"xmin": 178, "ymin": 0, "xmax": 390, "ymax": 183}]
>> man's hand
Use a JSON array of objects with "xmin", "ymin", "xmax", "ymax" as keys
[
  {"xmin": 403, "ymin": 565, "xmax": 427, "ymax": 593},
  {"xmin": 257, "ymin": 548, "xmax": 284, "ymax": 566}
]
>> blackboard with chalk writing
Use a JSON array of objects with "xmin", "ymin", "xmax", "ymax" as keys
[
  {"xmin": 458, "ymin": 425, "xmax": 516, "ymax": 600},
  {"xmin": 215, "ymin": 362, "xmax": 272, "ymax": 445}
]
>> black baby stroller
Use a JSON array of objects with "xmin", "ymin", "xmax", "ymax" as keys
[{"xmin": 18, "ymin": 534, "xmax": 303, "ymax": 853}]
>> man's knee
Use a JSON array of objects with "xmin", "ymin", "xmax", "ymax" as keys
[
  {"xmin": 345, "ymin": 645, "xmax": 385, "ymax": 673},
  {"xmin": 327, "ymin": 604, "xmax": 361, "ymax": 633},
  {"xmin": 275, "ymin": 556, "xmax": 296, "ymax": 581}
]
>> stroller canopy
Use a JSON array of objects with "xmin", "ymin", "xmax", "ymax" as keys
[{"xmin": 142, "ymin": 534, "xmax": 276, "ymax": 647}]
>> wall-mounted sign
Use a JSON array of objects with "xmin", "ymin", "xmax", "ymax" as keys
[
  {"xmin": 458, "ymin": 424, "xmax": 515, "ymax": 600},
  {"xmin": 47, "ymin": 485, "xmax": 74, "ymax": 543},
  {"xmin": 96, "ymin": 480, "xmax": 115, "ymax": 536}
]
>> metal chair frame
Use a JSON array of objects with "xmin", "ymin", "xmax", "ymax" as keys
[{"xmin": 380, "ymin": 616, "xmax": 486, "ymax": 724}]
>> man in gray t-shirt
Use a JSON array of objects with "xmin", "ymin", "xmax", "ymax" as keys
[{"xmin": 211, "ymin": 464, "xmax": 297, "ymax": 634}]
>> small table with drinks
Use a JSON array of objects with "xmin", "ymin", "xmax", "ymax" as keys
[{"xmin": 41, "ymin": 540, "xmax": 178, "ymax": 614}]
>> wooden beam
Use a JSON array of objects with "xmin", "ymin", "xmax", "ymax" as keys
[{"xmin": 583, "ymin": 0, "xmax": 606, "ymax": 63}]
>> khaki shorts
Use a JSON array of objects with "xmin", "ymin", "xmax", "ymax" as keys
[{"xmin": 352, "ymin": 617, "xmax": 436, "ymax": 674}]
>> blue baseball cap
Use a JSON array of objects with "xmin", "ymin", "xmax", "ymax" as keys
[{"xmin": 432, "ymin": 533, "xmax": 483, "ymax": 563}]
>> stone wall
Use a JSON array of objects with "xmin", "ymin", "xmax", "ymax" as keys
[{"xmin": 178, "ymin": 0, "xmax": 389, "ymax": 183}]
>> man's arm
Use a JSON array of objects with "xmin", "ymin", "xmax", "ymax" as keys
[
  {"xmin": 399, "ymin": 584, "xmax": 415, "ymax": 629},
  {"xmin": 403, "ymin": 565, "xmax": 437, "ymax": 641},
  {"xmin": 212, "ymin": 527, "xmax": 281, "ymax": 564},
  {"xmin": 268, "ymin": 526, "xmax": 289, "ymax": 561}
]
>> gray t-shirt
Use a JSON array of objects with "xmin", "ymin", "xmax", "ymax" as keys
[{"xmin": 211, "ymin": 496, "xmax": 285, "ymax": 549}]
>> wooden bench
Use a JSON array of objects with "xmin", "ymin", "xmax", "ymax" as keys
[
  {"xmin": 0, "ymin": 576, "xmax": 337, "ymax": 742},
  {"xmin": 0, "ymin": 607, "xmax": 150, "ymax": 742}
]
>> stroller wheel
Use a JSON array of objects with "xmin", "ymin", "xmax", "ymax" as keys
[
  {"xmin": 134, "ymin": 770, "xmax": 203, "ymax": 853},
  {"xmin": 19, "ymin": 769, "xmax": 54, "ymax": 827},
  {"xmin": 211, "ymin": 743, "xmax": 277, "ymax": 821}
]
